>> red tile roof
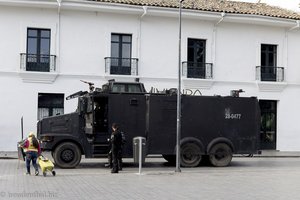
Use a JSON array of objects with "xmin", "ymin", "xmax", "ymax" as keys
[{"xmin": 89, "ymin": 0, "xmax": 300, "ymax": 20}]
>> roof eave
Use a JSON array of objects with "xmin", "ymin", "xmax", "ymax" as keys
[
  {"xmin": 0, "ymin": 0, "xmax": 298, "ymax": 28},
  {"xmin": 0, "ymin": 0, "xmax": 58, "ymax": 9}
]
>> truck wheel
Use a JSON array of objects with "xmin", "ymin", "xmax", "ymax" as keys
[
  {"xmin": 162, "ymin": 154, "xmax": 176, "ymax": 164},
  {"xmin": 180, "ymin": 142, "xmax": 202, "ymax": 167},
  {"xmin": 53, "ymin": 142, "xmax": 81, "ymax": 168},
  {"xmin": 209, "ymin": 143, "xmax": 232, "ymax": 167}
]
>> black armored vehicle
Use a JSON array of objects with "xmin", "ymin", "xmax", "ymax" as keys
[{"xmin": 38, "ymin": 80, "xmax": 260, "ymax": 168}]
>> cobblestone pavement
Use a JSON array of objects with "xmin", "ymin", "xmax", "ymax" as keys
[{"xmin": 0, "ymin": 156, "xmax": 300, "ymax": 200}]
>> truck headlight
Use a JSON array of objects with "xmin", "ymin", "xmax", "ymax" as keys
[{"xmin": 40, "ymin": 136, "xmax": 54, "ymax": 142}]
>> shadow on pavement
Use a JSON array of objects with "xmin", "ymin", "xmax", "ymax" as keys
[{"xmin": 75, "ymin": 157, "xmax": 247, "ymax": 169}]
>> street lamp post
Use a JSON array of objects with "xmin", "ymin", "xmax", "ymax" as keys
[{"xmin": 175, "ymin": 0, "xmax": 184, "ymax": 173}]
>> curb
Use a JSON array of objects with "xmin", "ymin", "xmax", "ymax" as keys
[{"xmin": 0, "ymin": 151, "xmax": 18, "ymax": 159}]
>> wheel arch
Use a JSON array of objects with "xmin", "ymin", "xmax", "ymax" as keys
[
  {"xmin": 174, "ymin": 137, "xmax": 205, "ymax": 154},
  {"xmin": 207, "ymin": 137, "xmax": 235, "ymax": 153},
  {"xmin": 52, "ymin": 139, "xmax": 85, "ymax": 155}
]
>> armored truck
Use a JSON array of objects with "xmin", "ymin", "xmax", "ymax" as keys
[{"xmin": 37, "ymin": 80, "xmax": 260, "ymax": 168}]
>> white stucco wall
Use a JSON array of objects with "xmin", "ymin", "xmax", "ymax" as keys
[{"xmin": 0, "ymin": 1, "xmax": 300, "ymax": 151}]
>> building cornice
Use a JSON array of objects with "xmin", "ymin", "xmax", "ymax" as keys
[{"xmin": 0, "ymin": 0, "xmax": 58, "ymax": 8}]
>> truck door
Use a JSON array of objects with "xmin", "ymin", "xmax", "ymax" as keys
[
  {"xmin": 92, "ymin": 96, "xmax": 110, "ymax": 145},
  {"xmin": 108, "ymin": 94, "xmax": 146, "ymax": 157}
]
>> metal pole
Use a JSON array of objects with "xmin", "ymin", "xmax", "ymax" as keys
[
  {"xmin": 21, "ymin": 116, "xmax": 24, "ymax": 140},
  {"xmin": 18, "ymin": 116, "xmax": 24, "ymax": 169},
  {"xmin": 139, "ymin": 137, "xmax": 142, "ymax": 174},
  {"xmin": 175, "ymin": 0, "xmax": 183, "ymax": 173}
]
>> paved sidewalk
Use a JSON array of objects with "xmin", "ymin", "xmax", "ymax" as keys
[
  {"xmin": 0, "ymin": 157, "xmax": 300, "ymax": 200},
  {"xmin": 2, "ymin": 150, "xmax": 300, "ymax": 159}
]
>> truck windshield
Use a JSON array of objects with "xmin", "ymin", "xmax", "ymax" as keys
[{"xmin": 112, "ymin": 83, "xmax": 143, "ymax": 93}]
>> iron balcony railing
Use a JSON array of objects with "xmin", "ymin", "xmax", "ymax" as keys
[
  {"xmin": 182, "ymin": 62, "xmax": 213, "ymax": 79},
  {"xmin": 256, "ymin": 66, "xmax": 284, "ymax": 82},
  {"xmin": 105, "ymin": 57, "xmax": 138, "ymax": 76},
  {"xmin": 20, "ymin": 53, "xmax": 56, "ymax": 72}
]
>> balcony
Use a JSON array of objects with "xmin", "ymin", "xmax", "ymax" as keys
[
  {"xmin": 105, "ymin": 57, "xmax": 138, "ymax": 76},
  {"xmin": 256, "ymin": 66, "xmax": 284, "ymax": 82},
  {"xmin": 20, "ymin": 53, "xmax": 56, "ymax": 72},
  {"xmin": 19, "ymin": 53, "xmax": 58, "ymax": 83},
  {"xmin": 182, "ymin": 62, "xmax": 213, "ymax": 79}
]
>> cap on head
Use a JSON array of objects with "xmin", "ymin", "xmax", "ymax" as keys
[{"xmin": 28, "ymin": 132, "xmax": 35, "ymax": 137}]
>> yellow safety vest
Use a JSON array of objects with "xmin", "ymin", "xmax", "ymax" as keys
[{"xmin": 26, "ymin": 137, "xmax": 38, "ymax": 152}]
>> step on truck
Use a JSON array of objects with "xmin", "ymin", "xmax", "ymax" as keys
[{"xmin": 37, "ymin": 79, "xmax": 261, "ymax": 168}]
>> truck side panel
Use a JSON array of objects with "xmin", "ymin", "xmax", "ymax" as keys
[
  {"xmin": 220, "ymin": 97, "xmax": 260, "ymax": 153},
  {"xmin": 182, "ymin": 96, "xmax": 222, "ymax": 148},
  {"xmin": 181, "ymin": 96, "xmax": 260, "ymax": 154},
  {"xmin": 147, "ymin": 95, "xmax": 177, "ymax": 154}
]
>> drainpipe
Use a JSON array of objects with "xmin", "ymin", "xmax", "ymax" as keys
[
  {"xmin": 289, "ymin": 20, "xmax": 300, "ymax": 31},
  {"xmin": 212, "ymin": 12, "xmax": 226, "ymax": 72},
  {"xmin": 137, "ymin": 6, "xmax": 148, "ymax": 69},
  {"xmin": 216, "ymin": 12, "xmax": 226, "ymax": 26},
  {"xmin": 56, "ymin": 0, "xmax": 62, "ymax": 72},
  {"xmin": 141, "ymin": 6, "xmax": 148, "ymax": 18},
  {"xmin": 284, "ymin": 20, "xmax": 300, "ymax": 78},
  {"xmin": 57, "ymin": 0, "xmax": 62, "ymax": 12}
]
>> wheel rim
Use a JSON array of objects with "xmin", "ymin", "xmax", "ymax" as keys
[
  {"xmin": 61, "ymin": 149, "xmax": 74, "ymax": 163},
  {"xmin": 181, "ymin": 143, "xmax": 201, "ymax": 165},
  {"xmin": 213, "ymin": 148, "xmax": 228, "ymax": 161},
  {"xmin": 209, "ymin": 143, "xmax": 232, "ymax": 167}
]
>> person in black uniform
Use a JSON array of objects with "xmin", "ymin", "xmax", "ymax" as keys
[
  {"xmin": 106, "ymin": 129, "xmax": 125, "ymax": 170},
  {"xmin": 117, "ymin": 131, "xmax": 126, "ymax": 170},
  {"xmin": 110, "ymin": 123, "xmax": 122, "ymax": 173}
]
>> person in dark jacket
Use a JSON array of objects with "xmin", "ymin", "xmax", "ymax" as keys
[
  {"xmin": 110, "ymin": 123, "xmax": 122, "ymax": 173},
  {"xmin": 106, "ymin": 131, "xmax": 125, "ymax": 170}
]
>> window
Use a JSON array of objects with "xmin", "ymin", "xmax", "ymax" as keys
[
  {"xmin": 110, "ymin": 34, "xmax": 132, "ymax": 75},
  {"xmin": 187, "ymin": 39, "xmax": 206, "ymax": 78},
  {"xmin": 26, "ymin": 28, "xmax": 51, "ymax": 72},
  {"xmin": 260, "ymin": 44, "xmax": 277, "ymax": 81},
  {"xmin": 38, "ymin": 93, "xmax": 64, "ymax": 120}
]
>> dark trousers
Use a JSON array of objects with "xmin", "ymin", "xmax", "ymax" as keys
[
  {"xmin": 111, "ymin": 149, "xmax": 119, "ymax": 172},
  {"xmin": 117, "ymin": 150, "xmax": 123, "ymax": 170},
  {"xmin": 108, "ymin": 149, "xmax": 123, "ymax": 170},
  {"xmin": 26, "ymin": 151, "xmax": 38, "ymax": 173}
]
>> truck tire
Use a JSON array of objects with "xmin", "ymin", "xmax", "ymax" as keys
[
  {"xmin": 209, "ymin": 143, "xmax": 232, "ymax": 167},
  {"xmin": 53, "ymin": 142, "xmax": 82, "ymax": 168},
  {"xmin": 180, "ymin": 142, "xmax": 202, "ymax": 167}
]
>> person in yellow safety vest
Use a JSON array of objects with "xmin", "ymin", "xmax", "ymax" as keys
[{"xmin": 21, "ymin": 132, "xmax": 41, "ymax": 176}]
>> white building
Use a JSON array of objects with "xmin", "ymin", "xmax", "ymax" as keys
[{"xmin": 0, "ymin": 0, "xmax": 300, "ymax": 152}]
